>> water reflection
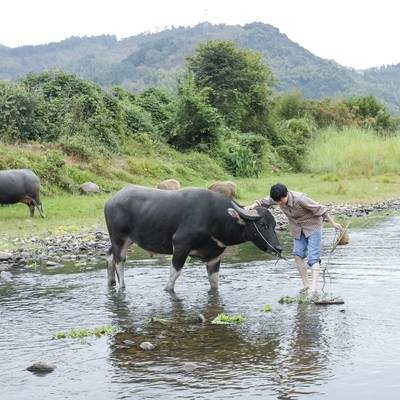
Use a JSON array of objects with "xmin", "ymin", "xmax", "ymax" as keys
[
  {"xmin": 106, "ymin": 285, "xmax": 336, "ymax": 399},
  {"xmin": 2, "ymin": 215, "xmax": 400, "ymax": 399}
]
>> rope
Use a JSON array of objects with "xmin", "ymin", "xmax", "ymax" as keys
[
  {"xmin": 251, "ymin": 221, "xmax": 286, "ymax": 263},
  {"xmin": 321, "ymin": 217, "xmax": 353, "ymax": 293}
]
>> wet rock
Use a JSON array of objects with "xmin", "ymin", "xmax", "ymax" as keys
[
  {"xmin": 139, "ymin": 341, "xmax": 155, "ymax": 351},
  {"xmin": 121, "ymin": 339, "xmax": 135, "ymax": 346},
  {"xmin": 0, "ymin": 271, "xmax": 12, "ymax": 281},
  {"xmin": 0, "ymin": 251, "xmax": 12, "ymax": 261},
  {"xmin": 27, "ymin": 361, "xmax": 56, "ymax": 373},
  {"xmin": 46, "ymin": 261, "xmax": 58, "ymax": 267},
  {"xmin": 197, "ymin": 313, "xmax": 206, "ymax": 323}
]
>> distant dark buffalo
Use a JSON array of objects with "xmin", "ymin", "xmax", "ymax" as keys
[
  {"xmin": 157, "ymin": 179, "xmax": 181, "ymax": 190},
  {"xmin": 104, "ymin": 185, "xmax": 282, "ymax": 291},
  {"xmin": 208, "ymin": 181, "xmax": 237, "ymax": 198},
  {"xmin": 0, "ymin": 169, "xmax": 44, "ymax": 217}
]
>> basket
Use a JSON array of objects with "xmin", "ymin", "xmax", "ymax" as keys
[{"xmin": 336, "ymin": 227, "xmax": 349, "ymax": 246}]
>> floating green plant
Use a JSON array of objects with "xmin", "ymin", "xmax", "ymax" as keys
[
  {"xmin": 53, "ymin": 325, "xmax": 118, "ymax": 340},
  {"xmin": 263, "ymin": 304, "xmax": 272, "ymax": 312},
  {"xmin": 278, "ymin": 295, "xmax": 311, "ymax": 305},
  {"xmin": 211, "ymin": 313, "xmax": 245, "ymax": 325}
]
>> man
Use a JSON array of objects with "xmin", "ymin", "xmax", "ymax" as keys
[{"xmin": 246, "ymin": 183, "xmax": 342, "ymax": 297}]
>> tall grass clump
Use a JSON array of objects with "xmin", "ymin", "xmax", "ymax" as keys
[{"xmin": 304, "ymin": 127, "xmax": 400, "ymax": 176}]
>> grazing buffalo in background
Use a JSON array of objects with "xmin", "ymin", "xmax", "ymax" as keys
[
  {"xmin": 0, "ymin": 169, "xmax": 44, "ymax": 218},
  {"xmin": 156, "ymin": 179, "xmax": 181, "ymax": 190},
  {"xmin": 104, "ymin": 185, "xmax": 282, "ymax": 291},
  {"xmin": 208, "ymin": 181, "xmax": 237, "ymax": 198}
]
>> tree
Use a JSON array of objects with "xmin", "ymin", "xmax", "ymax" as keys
[
  {"xmin": 187, "ymin": 40, "xmax": 275, "ymax": 135},
  {"xmin": 169, "ymin": 73, "xmax": 223, "ymax": 152}
]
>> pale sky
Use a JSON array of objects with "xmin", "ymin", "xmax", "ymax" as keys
[{"xmin": 1, "ymin": 0, "xmax": 399, "ymax": 69}]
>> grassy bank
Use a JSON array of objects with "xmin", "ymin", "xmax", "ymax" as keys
[
  {"xmin": 2, "ymin": 173, "xmax": 400, "ymax": 249},
  {"xmin": 2, "ymin": 126, "xmax": 400, "ymax": 246},
  {"xmin": 304, "ymin": 127, "xmax": 400, "ymax": 176}
]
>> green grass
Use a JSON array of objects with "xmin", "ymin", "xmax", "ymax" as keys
[
  {"xmin": 304, "ymin": 127, "xmax": 400, "ymax": 176},
  {"xmin": 2, "ymin": 128, "xmax": 400, "ymax": 245}
]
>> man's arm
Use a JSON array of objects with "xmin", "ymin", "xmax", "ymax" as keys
[
  {"xmin": 300, "ymin": 196, "xmax": 342, "ymax": 230},
  {"xmin": 245, "ymin": 196, "xmax": 277, "ymax": 210}
]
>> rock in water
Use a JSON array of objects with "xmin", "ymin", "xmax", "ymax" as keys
[
  {"xmin": 197, "ymin": 313, "xmax": 206, "ymax": 323},
  {"xmin": 0, "ymin": 251, "xmax": 12, "ymax": 261},
  {"xmin": 27, "ymin": 361, "xmax": 56, "ymax": 373},
  {"xmin": 139, "ymin": 341, "xmax": 155, "ymax": 350}
]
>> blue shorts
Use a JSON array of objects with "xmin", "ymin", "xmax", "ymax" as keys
[{"xmin": 293, "ymin": 229, "xmax": 322, "ymax": 266}]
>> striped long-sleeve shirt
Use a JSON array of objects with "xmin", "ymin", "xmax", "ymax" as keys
[{"xmin": 255, "ymin": 191, "xmax": 331, "ymax": 239}]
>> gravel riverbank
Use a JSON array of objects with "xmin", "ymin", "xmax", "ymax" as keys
[{"xmin": 1, "ymin": 199, "xmax": 400, "ymax": 275}]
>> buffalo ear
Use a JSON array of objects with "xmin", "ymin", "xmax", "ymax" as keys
[{"xmin": 227, "ymin": 208, "xmax": 246, "ymax": 225}]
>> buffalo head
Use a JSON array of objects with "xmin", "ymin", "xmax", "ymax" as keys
[{"xmin": 228, "ymin": 203, "xmax": 282, "ymax": 256}]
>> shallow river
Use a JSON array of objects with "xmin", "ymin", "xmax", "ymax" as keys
[{"xmin": 1, "ymin": 215, "xmax": 400, "ymax": 399}]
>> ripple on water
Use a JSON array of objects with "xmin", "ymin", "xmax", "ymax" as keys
[{"xmin": 1, "ymin": 216, "xmax": 400, "ymax": 399}]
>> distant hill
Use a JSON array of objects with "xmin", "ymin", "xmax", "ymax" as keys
[{"xmin": 1, "ymin": 22, "xmax": 399, "ymax": 114}]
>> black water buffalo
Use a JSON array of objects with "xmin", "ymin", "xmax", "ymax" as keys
[
  {"xmin": 0, "ymin": 169, "xmax": 44, "ymax": 217},
  {"xmin": 104, "ymin": 185, "xmax": 282, "ymax": 291}
]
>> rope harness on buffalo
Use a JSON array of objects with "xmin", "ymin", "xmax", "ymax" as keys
[{"xmin": 251, "ymin": 221, "xmax": 286, "ymax": 263}]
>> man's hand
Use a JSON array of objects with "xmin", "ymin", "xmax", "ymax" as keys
[
  {"xmin": 333, "ymin": 222, "xmax": 343, "ymax": 231},
  {"xmin": 244, "ymin": 203, "xmax": 257, "ymax": 210}
]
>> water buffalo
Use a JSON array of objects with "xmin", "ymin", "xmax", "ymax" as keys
[
  {"xmin": 156, "ymin": 179, "xmax": 181, "ymax": 190},
  {"xmin": 208, "ymin": 181, "xmax": 237, "ymax": 198},
  {"xmin": 0, "ymin": 169, "xmax": 44, "ymax": 217},
  {"xmin": 104, "ymin": 185, "xmax": 282, "ymax": 291}
]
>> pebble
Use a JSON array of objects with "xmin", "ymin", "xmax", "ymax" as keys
[
  {"xmin": 139, "ymin": 341, "xmax": 155, "ymax": 351},
  {"xmin": 27, "ymin": 361, "xmax": 56, "ymax": 373},
  {"xmin": 121, "ymin": 339, "xmax": 135, "ymax": 346}
]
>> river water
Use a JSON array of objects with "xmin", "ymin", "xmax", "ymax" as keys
[{"xmin": 1, "ymin": 215, "xmax": 400, "ymax": 399}]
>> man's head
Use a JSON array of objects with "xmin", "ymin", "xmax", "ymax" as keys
[{"xmin": 270, "ymin": 183, "xmax": 289, "ymax": 205}]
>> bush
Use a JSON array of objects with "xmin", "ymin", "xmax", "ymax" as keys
[
  {"xmin": 222, "ymin": 132, "xmax": 267, "ymax": 177},
  {"xmin": 345, "ymin": 95, "xmax": 392, "ymax": 132},
  {"xmin": 275, "ymin": 117, "xmax": 316, "ymax": 171},
  {"xmin": 273, "ymin": 90, "xmax": 306, "ymax": 120}
]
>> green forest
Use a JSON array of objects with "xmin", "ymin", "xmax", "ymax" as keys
[{"xmin": 1, "ymin": 40, "xmax": 399, "ymax": 196}]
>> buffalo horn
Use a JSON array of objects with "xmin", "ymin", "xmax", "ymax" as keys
[{"xmin": 231, "ymin": 202, "xmax": 261, "ymax": 221}]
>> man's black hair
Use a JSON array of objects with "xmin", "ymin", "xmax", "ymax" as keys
[{"xmin": 270, "ymin": 183, "xmax": 288, "ymax": 201}]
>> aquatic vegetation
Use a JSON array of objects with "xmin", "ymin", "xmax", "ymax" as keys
[
  {"xmin": 53, "ymin": 325, "xmax": 118, "ymax": 340},
  {"xmin": 278, "ymin": 295, "xmax": 310, "ymax": 305},
  {"xmin": 263, "ymin": 304, "xmax": 272, "ymax": 312},
  {"xmin": 211, "ymin": 313, "xmax": 245, "ymax": 325}
]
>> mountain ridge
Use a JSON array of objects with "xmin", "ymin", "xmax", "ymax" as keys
[{"xmin": 1, "ymin": 22, "xmax": 399, "ymax": 113}]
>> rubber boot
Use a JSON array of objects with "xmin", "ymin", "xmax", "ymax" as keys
[
  {"xmin": 310, "ymin": 262, "xmax": 321, "ymax": 299},
  {"xmin": 294, "ymin": 256, "xmax": 309, "ymax": 291}
]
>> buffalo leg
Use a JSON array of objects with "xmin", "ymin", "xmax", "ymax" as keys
[
  {"xmin": 107, "ymin": 247, "xmax": 116, "ymax": 286},
  {"xmin": 29, "ymin": 203, "xmax": 35, "ymax": 217},
  {"xmin": 109, "ymin": 239, "xmax": 132, "ymax": 288},
  {"xmin": 165, "ymin": 243, "xmax": 190, "ymax": 292},
  {"xmin": 207, "ymin": 256, "xmax": 221, "ymax": 290}
]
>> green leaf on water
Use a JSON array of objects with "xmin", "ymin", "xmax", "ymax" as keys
[
  {"xmin": 211, "ymin": 313, "xmax": 245, "ymax": 325},
  {"xmin": 263, "ymin": 304, "xmax": 272, "ymax": 312},
  {"xmin": 53, "ymin": 325, "xmax": 118, "ymax": 340}
]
